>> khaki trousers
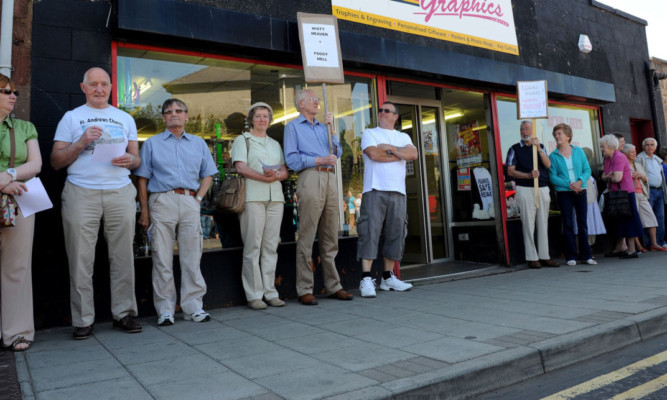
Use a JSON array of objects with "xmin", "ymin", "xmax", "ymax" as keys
[
  {"xmin": 239, "ymin": 201, "xmax": 283, "ymax": 301},
  {"xmin": 0, "ymin": 208, "xmax": 35, "ymax": 346},
  {"xmin": 516, "ymin": 185, "xmax": 552, "ymax": 261},
  {"xmin": 149, "ymin": 192, "xmax": 206, "ymax": 316},
  {"xmin": 295, "ymin": 169, "xmax": 342, "ymax": 297},
  {"xmin": 62, "ymin": 182, "xmax": 138, "ymax": 327}
]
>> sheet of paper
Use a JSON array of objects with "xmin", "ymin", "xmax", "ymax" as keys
[
  {"xmin": 91, "ymin": 142, "xmax": 126, "ymax": 163},
  {"xmin": 13, "ymin": 177, "xmax": 53, "ymax": 217},
  {"xmin": 260, "ymin": 160, "xmax": 281, "ymax": 171}
]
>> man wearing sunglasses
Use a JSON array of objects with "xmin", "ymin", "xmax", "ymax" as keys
[
  {"xmin": 357, "ymin": 102, "xmax": 417, "ymax": 298},
  {"xmin": 284, "ymin": 88, "xmax": 354, "ymax": 305},
  {"xmin": 51, "ymin": 67, "xmax": 142, "ymax": 339},
  {"xmin": 135, "ymin": 99, "xmax": 217, "ymax": 326}
]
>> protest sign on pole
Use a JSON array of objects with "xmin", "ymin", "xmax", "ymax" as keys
[{"xmin": 516, "ymin": 80, "xmax": 549, "ymax": 207}]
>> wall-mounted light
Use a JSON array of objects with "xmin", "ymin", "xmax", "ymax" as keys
[
  {"xmin": 578, "ymin": 34, "xmax": 592, "ymax": 53},
  {"xmin": 444, "ymin": 111, "xmax": 464, "ymax": 120}
]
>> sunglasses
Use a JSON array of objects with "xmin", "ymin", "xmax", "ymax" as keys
[
  {"xmin": 379, "ymin": 108, "xmax": 395, "ymax": 114},
  {"xmin": 0, "ymin": 89, "xmax": 18, "ymax": 96},
  {"xmin": 163, "ymin": 109, "xmax": 186, "ymax": 115}
]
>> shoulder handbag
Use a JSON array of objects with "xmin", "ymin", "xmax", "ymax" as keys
[
  {"xmin": 0, "ymin": 125, "xmax": 18, "ymax": 227},
  {"xmin": 601, "ymin": 182, "xmax": 632, "ymax": 219},
  {"xmin": 215, "ymin": 136, "xmax": 250, "ymax": 214}
]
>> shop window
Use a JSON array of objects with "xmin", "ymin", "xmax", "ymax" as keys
[
  {"xmin": 496, "ymin": 97, "xmax": 601, "ymax": 216},
  {"xmin": 115, "ymin": 46, "xmax": 374, "ymax": 255}
]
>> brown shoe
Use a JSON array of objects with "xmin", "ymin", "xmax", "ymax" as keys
[
  {"xmin": 540, "ymin": 259, "xmax": 560, "ymax": 268},
  {"xmin": 112, "ymin": 316, "xmax": 142, "ymax": 333},
  {"xmin": 527, "ymin": 261, "xmax": 541, "ymax": 269},
  {"xmin": 327, "ymin": 289, "xmax": 354, "ymax": 300},
  {"xmin": 299, "ymin": 293, "xmax": 318, "ymax": 305},
  {"xmin": 73, "ymin": 325, "xmax": 93, "ymax": 340}
]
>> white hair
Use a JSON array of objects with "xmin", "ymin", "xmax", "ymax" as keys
[
  {"xmin": 642, "ymin": 137, "xmax": 658, "ymax": 146},
  {"xmin": 621, "ymin": 144, "xmax": 635, "ymax": 154},
  {"xmin": 599, "ymin": 134, "xmax": 619, "ymax": 150}
]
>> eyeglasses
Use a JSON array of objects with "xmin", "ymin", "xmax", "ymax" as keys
[
  {"xmin": 0, "ymin": 89, "xmax": 18, "ymax": 96},
  {"xmin": 379, "ymin": 108, "xmax": 395, "ymax": 114},
  {"xmin": 305, "ymin": 97, "xmax": 319, "ymax": 103},
  {"xmin": 163, "ymin": 109, "xmax": 187, "ymax": 115}
]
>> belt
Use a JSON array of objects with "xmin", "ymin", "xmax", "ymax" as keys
[
  {"xmin": 314, "ymin": 166, "xmax": 335, "ymax": 173},
  {"xmin": 650, "ymin": 186, "xmax": 662, "ymax": 189},
  {"xmin": 170, "ymin": 188, "xmax": 196, "ymax": 196}
]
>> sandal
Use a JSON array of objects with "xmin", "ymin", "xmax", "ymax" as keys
[{"xmin": 11, "ymin": 336, "xmax": 31, "ymax": 352}]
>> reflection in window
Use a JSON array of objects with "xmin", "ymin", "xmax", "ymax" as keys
[{"xmin": 116, "ymin": 47, "xmax": 374, "ymax": 255}]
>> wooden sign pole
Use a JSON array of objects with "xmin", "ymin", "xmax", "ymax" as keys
[
  {"xmin": 532, "ymin": 118, "xmax": 538, "ymax": 208},
  {"xmin": 322, "ymin": 83, "xmax": 334, "ymax": 155}
]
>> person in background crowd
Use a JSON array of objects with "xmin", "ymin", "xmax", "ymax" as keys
[
  {"xmin": 636, "ymin": 138, "xmax": 667, "ymax": 248},
  {"xmin": 505, "ymin": 120, "xmax": 559, "ymax": 269},
  {"xmin": 613, "ymin": 133, "xmax": 626, "ymax": 150},
  {"xmin": 548, "ymin": 123, "xmax": 595, "ymax": 265},
  {"xmin": 0, "ymin": 73, "xmax": 42, "ymax": 351},
  {"xmin": 600, "ymin": 134, "xmax": 643, "ymax": 258},
  {"xmin": 622, "ymin": 144, "xmax": 666, "ymax": 252},
  {"xmin": 232, "ymin": 102, "xmax": 287, "ymax": 310},
  {"xmin": 347, "ymin": 190, "xmax": 356, "ymax": 231},
  {"xmin": 357, "ymin": 102, "xmax": 417, "ymax": 298},
  {"xmin": 135, "ymin": 98, "xmax": 217, "ymax": 325},
  {"xmin": 51, "ymin": 67, "xmax": 141, "ymax": 340},
  {"xmin": 284, "ymin": 89, "xmax": 353, "ymax": 305},
  {"xmin": 573, "ymin": 148, "xmax": 606, "ymax": 246}
]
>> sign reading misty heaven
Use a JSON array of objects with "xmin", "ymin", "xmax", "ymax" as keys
[{"xmin": 332, "ymin": 0, "xmax": 519, "ymax": 55}]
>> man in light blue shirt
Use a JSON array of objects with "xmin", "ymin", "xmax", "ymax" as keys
[
  {"xmin": 135, "ymin": 98, "xmax": 218, "ymax": 325},
  {"xmin": 636, "ymin": 137, "xmax": 667, "ymax": 247},
  {"xmin": 283, "ymin": 88, "xmax": 353, "ymax": 305}
]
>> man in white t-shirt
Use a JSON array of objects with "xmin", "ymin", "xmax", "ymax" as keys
[
  {"xmin": 51, "ymin": 67, "xmax": 142, "ymax": 340},
  {"xmin": 357, "ymin": 102, "xmax": 418, "ymax": 298}
]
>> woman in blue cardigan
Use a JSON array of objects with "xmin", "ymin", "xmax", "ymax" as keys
[{"xmin": 549, "ymin": 123, "xmax": 595, "ymax": 266}]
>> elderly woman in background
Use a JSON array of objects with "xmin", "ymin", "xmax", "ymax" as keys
[
  {"xmin": 232, "ymin": 102, "xmax": 288, "ymax": 310},
  {"xmin": 622, "ymin": 144, "xmax": 665, "ymax": 252},
  {"xmin": 600, "ymin": 134, "xmax": 643, "ymax": 258},
  {"xmin": 548, "ymin": 123, "xmax": 595, "ymax": 265},
  {"xmin": 0, "ymin": 73, "xmax": 42, "ymax": 351}
]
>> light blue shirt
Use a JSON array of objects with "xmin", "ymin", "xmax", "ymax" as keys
[
  {"xmin": 565, "ymin": 156, "xmax": 576, "ymax": 183},
  {"xmin": 644, "ymin": 154, "xmax": 663, "ymax": 188},
  {"xmin": 283, "ymin": 114, "xmax": 342, "ymax": 171},
  {"xmin": 134, "ymin": 130, "xmax": 218, "ymax": 192}
]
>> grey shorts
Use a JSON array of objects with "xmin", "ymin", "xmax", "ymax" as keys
[{"xmin": 356, "ymin": 190, "xmax": 408, "ymax": 261}]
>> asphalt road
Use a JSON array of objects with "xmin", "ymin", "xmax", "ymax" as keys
[{"xmin": 475, "ymin": 333, "xmax": 667, "ymax": 400}]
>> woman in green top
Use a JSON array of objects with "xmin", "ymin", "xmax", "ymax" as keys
[{"xmin": 0, "ymin": 73, "xmax": 42, "ymax": 351}]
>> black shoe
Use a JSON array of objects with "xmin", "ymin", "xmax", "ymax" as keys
[
  {"xmin": 605, "ymin": 251, "xmax": 624, "ymax": 257},
  {"xmin": 73, "ymin": 325, "xmax": 93, "ymax": 340},
  {"xmin": 618, "ymin": 252, "xmax": 639, "ymax": 259},
  {"xmin": 112, "ymin": 316, "xmax": 142, "ymax": 333}
]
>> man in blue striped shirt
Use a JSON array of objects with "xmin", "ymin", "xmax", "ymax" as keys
[
  {"xmin": 284, "ymin": 88, "xmax": 353, "ymax": 305},
  {"xmin": 135, "ymin": 98, "xmax": 218, "ymax": 326}
]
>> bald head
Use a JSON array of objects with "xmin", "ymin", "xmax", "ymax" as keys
[{"xmin": 80, "ymin": 67, "xmax": 111, "ymax": 109}]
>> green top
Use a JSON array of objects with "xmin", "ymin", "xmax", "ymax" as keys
[
  {"xmin": 230, "ymin": 132, "xmax": 285, "ymax": 203},
  {"xmin": 1, "ymin": 117, "xmax": 38, "ymax": 170}
]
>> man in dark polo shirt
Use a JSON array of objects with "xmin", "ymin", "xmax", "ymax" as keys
[{"xmin": 506, "ymin": 120, "xmax": 559, "ymax": 268}]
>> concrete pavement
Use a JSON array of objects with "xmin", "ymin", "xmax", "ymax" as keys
[{"xmin": 14, "ymin": 252, "xmax": 667, "ymax": 400}]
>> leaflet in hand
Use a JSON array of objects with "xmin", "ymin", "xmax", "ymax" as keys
[
  {"xmin": 91, "ymin": 142, "xmax": 126, "ymax": 163},
  {"xmin": 260, "ymin": 160, "xmax": 281, "ymax": 172},
  {"xmin": 13, "ymin": 177, "xmax": 53, "ymax": 217}
]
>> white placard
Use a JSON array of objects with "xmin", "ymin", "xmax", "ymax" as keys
[
  {"xmin": 91, "ymin": 142, "xmax": 126, "ymax": 163},
  {"xmin": 303, "ymin": 24, "xmax": 340, "ymax": 68},
  {"xmin": 517, "ymin": 80, "xmax": 548, "ymax": 119}
]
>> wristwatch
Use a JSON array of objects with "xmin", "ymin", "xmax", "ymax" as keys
[
  {"xmin": 195, "ymin": 195, "xmax": 203, "ymax": 202},
  {"xmin": 6, "ymin": 168, "xmax": 16, "ymax": 181}
]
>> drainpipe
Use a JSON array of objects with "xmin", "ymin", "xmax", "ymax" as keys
[{"xmin": 0, "ymin": 0, "xmax": 15, "ymax": 77}]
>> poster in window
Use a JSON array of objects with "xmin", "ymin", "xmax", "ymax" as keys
[
  {"xmin": 423, "ymin": 129, "xmax": 438, "ymax": 156},
  {"xmin": 457, "ymin": 168, "xmax": 471, "ymax": 191},
  {"xmin": 455, "ymin": 121, "xmax": 482, "ymax": 168}
]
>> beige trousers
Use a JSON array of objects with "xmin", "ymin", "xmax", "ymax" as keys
[
  {"xmin": 62, "ymin": 182, "xmax": 138, "ymax": 327},
  {"xmin": 149, "ymin": 192, "xmax": 206, "ymax": 316},
  {"xmin": 239, "ymin": 201, "xmax": 283, "ymax": 301},
  {"xmin": 516, "ymin": 185, "xmax": 552, "ymax": 261},
  {"xmin": 0, "ymin": 208, "xmax": 35, "ymax": 346},
  {"xmin": 295, "ymin": 169, "xmax": 342, "ymax": 297}
]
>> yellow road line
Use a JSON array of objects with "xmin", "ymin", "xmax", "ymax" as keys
[
  {"xmin": 609, "ymin": 374, "xmax": 667, "ymax": 400},
  {"xmin": 541, "ymin": 350, "xmax": 667, "ymax": 400}
]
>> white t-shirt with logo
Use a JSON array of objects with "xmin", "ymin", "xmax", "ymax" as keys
[
  {"xmin": 54, "ymin": 104, "xmax": 138, "ymax": 189},
  {"xmin": 361, "ymin": 126, "xmax": 415, "ymax": 195}
]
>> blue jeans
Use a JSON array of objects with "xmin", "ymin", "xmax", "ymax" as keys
[
  {"xmin": 649, "ymin": 188, "xmax": 666, "ymax": 246},
  {"xmin": 557, "ymin": 190, "xmax": 592, "ymax": 261}
]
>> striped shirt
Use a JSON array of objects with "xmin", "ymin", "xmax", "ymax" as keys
[{"xmin": 134, "ymin": 130, "xmax": 217, "ymax": 193}]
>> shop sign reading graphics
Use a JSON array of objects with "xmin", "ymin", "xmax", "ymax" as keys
[{"xmin": 331, "ymin": 0, "xmax": 519, "ymax": 55}]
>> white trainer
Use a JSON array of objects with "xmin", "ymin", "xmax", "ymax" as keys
[
  {"xmin": 184, "ymin": 310, "xmax": 211, "ymax": 322},
  {"xmin": 157, "ymin": 312, "xmax": 174, "ymax": 326},
  {"xmin": 380, "ymin": 271, "xmax": 413, "ymax": 292},
  {"xmin": 359, "ymin": 277, "xmax": 377, "ymax": 298}
]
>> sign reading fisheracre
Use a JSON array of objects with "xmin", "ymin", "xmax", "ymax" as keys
[{"xmin": 332, "ymin": 0, "xmax": 519, "ymax": 55}]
